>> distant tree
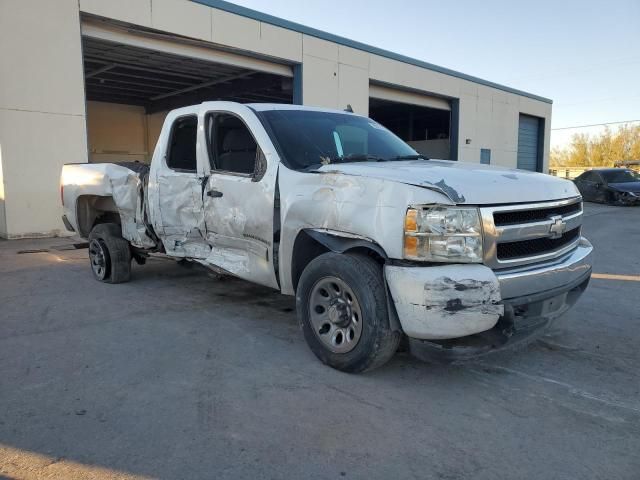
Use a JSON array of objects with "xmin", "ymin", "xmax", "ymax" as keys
[{"xmin": 550, "ymin": 124, "xmax": 640, "ymax": 167}]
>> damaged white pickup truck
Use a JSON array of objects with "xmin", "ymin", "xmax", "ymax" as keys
[{"xmin": 61, "ymin": 102, "xmax": 593, "ymax": 372}]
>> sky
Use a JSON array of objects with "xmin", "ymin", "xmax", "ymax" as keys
[{"xmin": 229, "ymin": 0, "xmax": 640, "ymax": 149}]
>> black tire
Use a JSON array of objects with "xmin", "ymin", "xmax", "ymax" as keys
[
  {"xmin": 88, "ymin": 223, "xmax": 132, "ymax": 284},
  {"xmin": 296, "ymin": 252, "xmax": 401, "ymax": 373},
  {"xmin": 610, "ymin": 191, "xmax": 632, "ymax": 206}
]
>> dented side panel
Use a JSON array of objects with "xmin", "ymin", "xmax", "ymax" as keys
[
  {"xmin": 384, "ymin": 264, "xmax": 504, "ymax": 339},
  {"xmin": 155, "ymin": 170, "xmax": 209, "ymax": 258},
  {"xmin": 198, "ymin": 103, "xmax": 281, "ymax": 289},
  {"xmin": 147, "ymin": 106, "xmax": 211, "ymax": 258},
  {"xmin": 277, "ymin": 165, "xmax": 453, "ymax": 295},
  {"xmin": 61, "ymin": 163, "xmax": 155, "ymax": 248}
]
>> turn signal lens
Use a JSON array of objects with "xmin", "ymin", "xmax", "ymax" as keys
[
  {"xmin": 404, "ymin": 208, "xmax": 418, "ymax": 232},
  {"xmin": 404, "ymin": 235, "xmax": 418, "ymax": 257}
]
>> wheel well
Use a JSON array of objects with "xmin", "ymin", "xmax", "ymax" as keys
[
  {"xmin": 76, "ymin": 195, "xmax": 121, "ymax": 238},
  {"xmin": 290, "ymin": 230, "xmax": 386, "ymax": 292}
]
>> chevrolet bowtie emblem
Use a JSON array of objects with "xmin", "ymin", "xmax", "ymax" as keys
[{"xmin": 548, "ymin": 215, "xmax": 567, "ymax": 239}]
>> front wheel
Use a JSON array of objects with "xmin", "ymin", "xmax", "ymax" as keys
[
  {"xmin": 296, "ymin": 253, "xmax": 400, "ymax": 373},
  {"xmin": 88, "ymin": 223, "xmax": 132, "ymax": 283},
  {"xmin": 610, "ymin": 191, "xmax": 634, "ymax": 206}
]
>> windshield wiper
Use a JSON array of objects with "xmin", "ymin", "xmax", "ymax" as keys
[
  {"xmin": 389, "ymin": 154, "xmax": 430, "ymax": 161},
  {"xmin": 303, "ymin": 154, "xmax": 387, "ymax": 171},
  {"xmin": 327, "ymin": 154, "xmax": 388, "ymax": 164}
]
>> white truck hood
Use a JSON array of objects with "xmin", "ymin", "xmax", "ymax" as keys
[{"xmin": 315, "ymin": 159, "xmax": 579, "ymax": 204}]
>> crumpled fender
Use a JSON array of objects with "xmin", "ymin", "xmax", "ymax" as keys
[{"xmin": 304, "ymin": 228, "xmax": 388, "ymax": 258}]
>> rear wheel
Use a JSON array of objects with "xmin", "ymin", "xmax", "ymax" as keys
[
  {"xmin": 296, "ymin": 252, "xmax": 400, "ymax": 373},
  {"xmin": 88, "ymin": 223, "xmax": 132, "ymax": 283}
]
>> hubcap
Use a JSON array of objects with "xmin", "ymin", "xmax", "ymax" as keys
[
  {"xmin": 309, "ymin": 277, "xmax": 363, "ymax": 354},
  {"xmin": 89, "ymin": 239, "xmax": 107, "ymax": 279}
]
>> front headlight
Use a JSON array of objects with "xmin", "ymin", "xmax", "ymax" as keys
[{"xmin": 404, "ymin": 206, "xmax": 483, "ymax": 263}]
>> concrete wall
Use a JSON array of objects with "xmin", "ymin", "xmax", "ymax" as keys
[
  {"xmin": 409, "ymin": 139, "xmax": 451, "ymax": 160},
  {"xmin": 87, "ymin": 102, "xmax": 148, "ymax": 163},
  {"xmin": 0, "ymin": 0, "xmax": 87, "ymax": 238},
  {"xmin": 147, "ymin": 112, "xmax": 170, "ymax": 159},
  {"xmin": 301, "ymin": 37, "xmax": 370, "ymax": 114},
  {"xmin": 0, "ymin": 143, "xmax": 6, "ymax": 237},
  {"xmin": 0, "ymin": 0, "xmax": 552, "ymax": 238},
  {"xmin": 79, "ymin": 0, "xmax": 303, "ymax": 62},
  {"xmin": 86, "ymin": 101, "xmax": 168, "ymax": 163}
]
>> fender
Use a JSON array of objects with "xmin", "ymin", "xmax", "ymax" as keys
[{"xmin": 305, "ymin": 228, "xmax": 388, "ymax": 259}]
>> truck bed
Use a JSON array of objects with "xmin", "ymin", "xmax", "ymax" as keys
[
  {"xmin": 115, "ymin": 161, "xmax": 150, "ymax": 176},
  {"xmin": 61, "ymin": 161, "xmax": 156, "ymax": 249}
]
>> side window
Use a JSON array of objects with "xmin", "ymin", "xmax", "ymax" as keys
[
  {"xmin": 580, "ymin": 172, "xmax": 594, "ymax": 182},
  {"xmin": 167, "ymin": 116, "xmax": 198, "ymax": 172},
  {"xmin": 210, "ymin": 113, "xmax": 258, "ymax": 175}
]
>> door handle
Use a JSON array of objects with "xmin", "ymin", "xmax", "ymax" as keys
[{"xmin": 207, "ymin": 189, "xmax": 223, "ymax": 198}]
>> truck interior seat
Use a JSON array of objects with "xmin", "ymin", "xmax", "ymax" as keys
[{"xmin": 218, "ymin": 128, "xmax": 256, "ymax": 174}]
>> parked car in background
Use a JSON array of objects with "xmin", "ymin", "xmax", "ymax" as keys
[{"xmin": 573, "ymin": 168, "xmax": 640, "ymax": 205}]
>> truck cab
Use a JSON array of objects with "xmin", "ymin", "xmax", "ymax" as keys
[{"xmin": 61, "ymin": 102, "xmax": 593, "ymax": 372}]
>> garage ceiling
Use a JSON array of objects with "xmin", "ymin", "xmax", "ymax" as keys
[{"xmin": 83, "ymin": 37, "xmax": 293, "ymax": 113}]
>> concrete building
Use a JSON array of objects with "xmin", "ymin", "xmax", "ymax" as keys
[{"xmin": 0, "ymin": 0, "xmax": 552, "ymax": 239}]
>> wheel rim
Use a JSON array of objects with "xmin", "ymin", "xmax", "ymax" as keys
[
  {"xmin": 89, "ymin": 239, "xmax": 108, "ymax": 280},
  {"xmin": 309, "ymin": 276, "xmax": 363, "ymax": 354}
]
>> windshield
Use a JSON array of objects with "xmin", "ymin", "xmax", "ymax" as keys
[
  {"xmin": 256, "ymin": 109, "xmax": 418, "ymax": 170},
  {"xmin": 601, "ymin": 169, "xmax": 640, "ymax": 183}
]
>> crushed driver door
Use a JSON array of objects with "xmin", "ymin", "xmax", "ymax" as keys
[{"xmin": 201, "ymin": 107, "xmax": 279, "ymax": 289}]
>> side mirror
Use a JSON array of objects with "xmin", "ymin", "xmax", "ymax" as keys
[{"xmin": 252, "ymin": 149, "xmax": 267, "ymax": 182}]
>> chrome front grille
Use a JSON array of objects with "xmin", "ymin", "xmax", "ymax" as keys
[{"xmin": 480, "ymin": 197, "xmax": 583, "ymax": 269}]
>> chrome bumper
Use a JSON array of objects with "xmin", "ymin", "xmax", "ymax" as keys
[{"xmin": 496, "ymin": 237, "xmax": 593, "ymax": 300}]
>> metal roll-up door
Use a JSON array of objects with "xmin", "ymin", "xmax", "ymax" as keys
[{"xmin": 517, "ymin": 114, "xmax": 541, "ymax": 172}]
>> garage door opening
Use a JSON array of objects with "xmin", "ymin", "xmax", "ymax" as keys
[
  {"xmin": 369, "ymin": 85, "xmax": 452, "ymax": 160},
  {"xmin": 82, "ymin": 36, "xmax": 294, "ymax": 164}
]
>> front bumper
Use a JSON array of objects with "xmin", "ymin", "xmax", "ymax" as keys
[
  {"xmin": 385, "ymin": 237, "xmax": 593, "ymax": 356},
  {"xmin": 61, "ymin": 215, "xmax": 75, "ymax": 232},
  {"xmin": 496, "ymin": 238, "xmax": 593, "ymax": 300}
]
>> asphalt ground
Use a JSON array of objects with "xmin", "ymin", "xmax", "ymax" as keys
[{"xmin": 0, "ymin": 202, "xmax": 638, "ymax": 480}]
